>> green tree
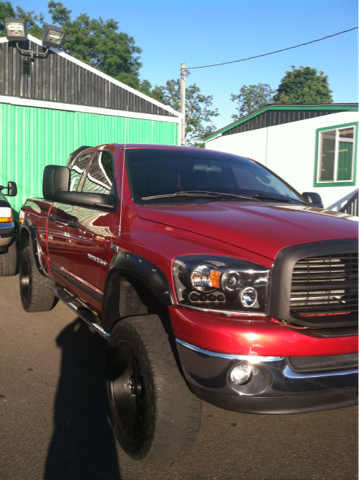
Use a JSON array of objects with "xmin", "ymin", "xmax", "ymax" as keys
[
  {"xmin": 0, "ymin": 1, "xmax": 144, "ymax": 88},
  {"xmin": 274, "ymin": 66, "xmax": 333, "ymax": 104},
  {"xmin": 48, "ymin": 1, "xmax": 142, "ymax": 87},
  {"xmin": 230, "ymin": 83, "xmax": 275, "ymax": 120},
  {"xmin": 157, "ymin": 79, "xmax": 219, "ymax": 146},
  {"xmin": 0, "ymin": 1, "xmax": 44, "ymax": 38}
]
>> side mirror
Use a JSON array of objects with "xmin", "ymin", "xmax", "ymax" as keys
[
  {"xmin": 302, "ymin": 192, "xmax": 324, "ymax": 209},
  {"xmin": 0, "ymin": 181, "xmax": 17, "ymax": 197},
  {"xmin": 43, "ymin": 165, "xmax": 70, "ymax": 201},
  {"xmin": 7, "ymin": 181, "xmax": 17, "ymax": 197}
]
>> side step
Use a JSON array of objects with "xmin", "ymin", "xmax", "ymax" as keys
[{"xmin": 53, "ymin": 286, "xmax": 110, "ymax": 339}]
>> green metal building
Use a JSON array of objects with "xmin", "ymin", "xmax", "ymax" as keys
[{"xmin": 0, "ymin": 33, "xmax": 181, "ymax": 216}]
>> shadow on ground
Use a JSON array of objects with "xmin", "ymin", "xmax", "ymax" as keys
[{"xmin": 44, "ymin": 318, "xmax": 121, "ymax": 480}]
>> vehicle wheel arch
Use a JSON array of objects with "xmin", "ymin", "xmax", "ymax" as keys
[
  {"xmin": 20, "ymin": 220, "xmax": 48, "ymax": 276},
  {"xmin": 102, "ymin": 254, "xmax": 173, "ymax": 333}
]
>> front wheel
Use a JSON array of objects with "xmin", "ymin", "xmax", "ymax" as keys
[
  {"xmin": 19, "ymin": 246, "xmax": 58, "ymax": 312},
  {"xmin": 106, "ymin": 315, "xmax": 202, "ymax": 461}
]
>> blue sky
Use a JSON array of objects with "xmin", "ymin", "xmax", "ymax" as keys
[{"xmin": 11, "ymin": 0, "xmax": 359, "ymax": 129}]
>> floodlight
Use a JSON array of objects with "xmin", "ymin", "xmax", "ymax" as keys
[
  {"xmin": 4, "ymin": 17, "xmax": 27, "ymax": 42},
  {"xmin": 41, "ymin": 25, "xmax": 65, "ymax": 48}
]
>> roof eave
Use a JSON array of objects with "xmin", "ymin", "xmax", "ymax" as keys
[
  {"xmin": 0, "ymin": 34, "xmax": 182, "ymax": 119},
  {"xmin": 204, "ymin": 103, "xmax": 359, "ymax": 143}
]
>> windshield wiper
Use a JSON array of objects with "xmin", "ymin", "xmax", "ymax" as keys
[
  {"xmin": 141, "ymin": 190, "xmax": 263, "ymax": 202},
  {"xmin": 141, "ymin": 191, "xmax": 222, "ymax": 201},
  {"xmin": 141, "ymin": 190, "xmax": 298, "ymax": 203}
]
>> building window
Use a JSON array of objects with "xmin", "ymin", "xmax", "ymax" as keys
[{"xmin": 315, "ymin": 123, "xmax": 357, "ymax": 187}]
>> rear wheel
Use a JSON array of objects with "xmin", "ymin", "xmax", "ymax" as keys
[
  {"xmin": 0, "ymin": 241, "xmax": 17, "ymax": 276},
  {"xmin": 19, "ymin": 246, "xmax": 58, "ymax": 312},
  {"xmin": 106, "ymin": 315, "xmax": 202, "ymax": 461}
]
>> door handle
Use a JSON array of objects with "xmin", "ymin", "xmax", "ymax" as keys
[
  {"xmin": 68, "ymin": 219, "xmax": 79, "ymax": 229},
  {"xmin": 48, "ymin": 214, "xmax": 56, "ymax": 221}
]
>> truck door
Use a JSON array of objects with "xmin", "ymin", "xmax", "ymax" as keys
[
  {"xmin": 66, "ymin": 150, "xmax": 118, "ymax": 297},
  {"xmin": 47, "ymin": 151, "xmax": 93, "ymax": 281}
]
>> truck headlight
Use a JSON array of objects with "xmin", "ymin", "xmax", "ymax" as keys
[{"xmin": 173, "ymin": 255, "xmax": 270, "ymax": 315}]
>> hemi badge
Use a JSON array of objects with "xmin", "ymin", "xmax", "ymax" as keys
[{"xmin": 111, "ymin": 245, "xmax": 119, "ymax": 253}]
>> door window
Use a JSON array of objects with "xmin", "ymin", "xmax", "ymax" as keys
[
  {"xmin": 70, "ymin": 153, "xmax": 92, "ymax": 192},
  {"xmin": 83, "ymin": 151, "xmax": 114, "ymax": 194}
]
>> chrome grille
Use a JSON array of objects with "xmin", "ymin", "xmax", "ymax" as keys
[{"xmin": 290, "ymin": 253, "xmax": 358, "ymax": 317}]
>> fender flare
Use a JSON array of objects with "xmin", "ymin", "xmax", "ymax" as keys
[
  {"xmin": 20, "ymin": 219, "xmax": 48, "ymax": 275},
  {"xmin": 105, "ymin": 251, "xmax": 174, "ymax": 306}
]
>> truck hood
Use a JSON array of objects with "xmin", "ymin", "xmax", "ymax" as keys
[{"xmin": 137, "ymin": 202, "xmax": 358, "ymax": 260}]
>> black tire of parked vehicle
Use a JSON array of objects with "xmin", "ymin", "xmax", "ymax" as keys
[
  {"xmin": 106, "ymin": 314, "xmax": 202, "ymax": 461},
  {"xmin": 19, "ymin": 246, "xmax": 58, "ymax": 312},
  {"xmin": 0, "ymin": 241, "xmax": 17, "ymax": 276}
]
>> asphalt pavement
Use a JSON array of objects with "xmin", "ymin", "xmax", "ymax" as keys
[{"xmin": 0, "ymin": 275, "xmax": 357, "ymax": 480}]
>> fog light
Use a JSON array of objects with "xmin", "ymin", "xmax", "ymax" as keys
[{"xmin": 230, "ymin": 363, "xmax": 252, "ymax": 385}]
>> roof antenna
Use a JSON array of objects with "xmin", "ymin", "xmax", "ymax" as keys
[{"xmin": 118, "ymin": 105, "xmax": 129, "ymax": 237}]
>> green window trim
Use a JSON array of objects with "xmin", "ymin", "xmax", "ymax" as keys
[{"xmin": 314, "ymin": 122, "xmax": 358, "ymax": 187}]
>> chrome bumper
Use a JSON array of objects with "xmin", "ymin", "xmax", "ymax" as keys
[{"xmin": 176, "ymin": 339, "xmax": 358, "ymax": 414}]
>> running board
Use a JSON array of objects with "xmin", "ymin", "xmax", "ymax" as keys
[{"xmin": 53, "ymin": 287, "xmax": 110, "ymax": 339}]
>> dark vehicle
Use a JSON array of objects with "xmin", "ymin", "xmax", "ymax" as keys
[
  {"xmin": 0, "ymin": 181, "xmax": 17, "ymax": 276},
  {"xmin": 19, "ymin": 145, "xmax": 358, "ymax": 461}
]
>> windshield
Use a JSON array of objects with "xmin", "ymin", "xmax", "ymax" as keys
[{"xmin": 125, "ymin": 148, "xmax": 305, "ymax": 205}]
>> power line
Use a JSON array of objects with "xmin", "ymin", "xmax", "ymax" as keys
[{"xmin": 186, "ymin": 27, "xmax": 358, "ymax": 70}]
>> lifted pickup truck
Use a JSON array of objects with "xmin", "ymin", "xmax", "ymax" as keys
[
  {"xmin": 0, "ymin": 181, "xmax": 17, "ymax": 276},
  {"xmin": 19, "ymin": 144, "xmax": 358, "ymax": 461}
]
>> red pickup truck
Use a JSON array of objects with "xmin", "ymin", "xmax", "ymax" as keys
[{"xmin": 19, "ymin": 144, "xmax": 358, "ymax": 461}]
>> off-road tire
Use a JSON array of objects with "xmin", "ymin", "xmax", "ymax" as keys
[
  {"xmin": 106, "ymin": 314, "xmax": 202, "ymax": 461},
  {"xmin": 0, "ymin": 241, "xmax": 17, "ymax": 276},
  {"xmin": 19, "ymin": 246, "xmax": 58, "ymax": 312}
]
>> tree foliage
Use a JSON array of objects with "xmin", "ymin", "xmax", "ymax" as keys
[
  {"xmin": 155, "ymin": 78, "xmax": 219, "ymax": 146},
  {"xmin": 0, "ymin": 1, "xmax": 44, "ymax": 38},
  {"xmin": 48, "ymin": 1, "xmax": 143, "ymax": 87},
  {"xmin": 273, "ymin": 66, "xmax": 333, "ymax": 104},
  {"xmin": 230, "ymin": 83, "xmax": 275, "ymax": 120},
  {"xmin": 0, "ymin": 1, "xmax": 143, "ymax": 88}
]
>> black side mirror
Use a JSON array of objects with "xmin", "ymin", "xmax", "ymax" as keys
[
  {"xmin": 0, "ymin": 181, "xmax": 17, "ymax": 197},
  {"xmin": 7, "ymin": 181, "xmax": 17, "ymax": 197},
  {"xmin": 302, "ymin": 192, "xmax": 324, "ymax": 209},
  {"xmin": 43, "ymin": 165, "xmax": 70, "ymax": 201}
]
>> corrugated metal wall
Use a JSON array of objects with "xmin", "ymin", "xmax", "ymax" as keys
[{"xmin": 0, "ymin": 103, "xmax": 178, "ymax": 215}]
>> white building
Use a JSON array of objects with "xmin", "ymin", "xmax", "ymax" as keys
[{"xmin": 204, "ymin": 104, "xmax": 358, "ymax": 212}]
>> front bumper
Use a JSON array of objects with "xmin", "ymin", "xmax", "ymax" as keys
[
  {"xmin": 176, "ymin": 339, "xmax": 358, "ymax": 414},
  {"xmin": 0, "ymin": 223, "xmax": 15, "ymax": 252}
]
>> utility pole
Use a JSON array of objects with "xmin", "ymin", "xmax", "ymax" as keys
[{"xmin": 180, "ymin": 63, "xmax": 186, "ymax": 146}]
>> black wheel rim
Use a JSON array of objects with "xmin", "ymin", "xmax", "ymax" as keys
[
  {"xmin": 111, "ymin": 342, "xmax": 146, "ymax": 437},
  {"xmin": 20, "ymin": 255, "xmax": 30, "ymax": 300}
]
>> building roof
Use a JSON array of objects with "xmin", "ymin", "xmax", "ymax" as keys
[
  {"xmin": 0, "ymin": 34, "xmax": 181, "ymax": 122},
  {"xmin": 204, "ymin": 103, "xmax": 358, "ymax": 143}
]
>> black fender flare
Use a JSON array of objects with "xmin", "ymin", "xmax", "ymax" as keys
[
  {"xmin": 105, "ymin": 251, "xmax": 174, "ymax": 306},
  {"xmin": 20, "ymin": 219, "xmax": 47, "ymax": 275}
]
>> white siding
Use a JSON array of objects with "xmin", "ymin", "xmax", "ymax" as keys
[{"xmin": 207, "ymin": 111, "xmax": 358, "ymax": 210}]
